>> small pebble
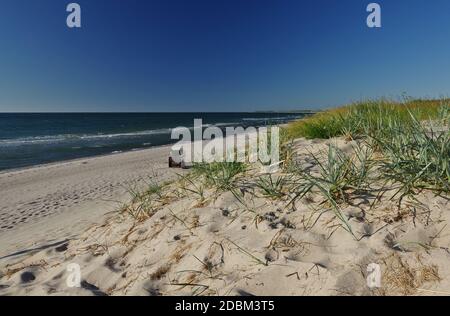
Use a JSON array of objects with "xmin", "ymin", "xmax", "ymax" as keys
[
  {"xmin": 20, "ymin": 271, "xmax": 36, "ymax": 284},
  {"xmin": 221, "ymin": 208, "xmax": 230, "ymax": 217},
  {"xmin": 264, "ymin": 212, "xmax": 278, "ymax": 222},
  {"xmin": 269, "ymin": 222, "xmax": 279, "ymax": 229}
]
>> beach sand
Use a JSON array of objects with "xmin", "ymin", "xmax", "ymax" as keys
[
  {"xmin": 0, "ymin": 145, "xmax": 180, "ymax": 259},
  {"xmin": 1, "ymin": 137, "xmax": 449, "ymax": 296}
]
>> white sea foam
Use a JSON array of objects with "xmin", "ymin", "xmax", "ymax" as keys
[
  {"xmin": 0, "ymin": 128, "xmax": 172, "ymax": 146},
  {"xmin": 0, "ymin": 117, "xmax": 301, "ymax": 147},
  {"xmin": 241, "ymin": 116, "xmax": 302, "ymax": 121}
]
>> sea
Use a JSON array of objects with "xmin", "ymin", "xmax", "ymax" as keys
[{"xmin": 0, "ymin": 112, "xmax": 309, "ymax": 171}]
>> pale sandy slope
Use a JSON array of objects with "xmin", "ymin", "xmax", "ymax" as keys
[
  {"xmin": 0, "ymin": 145, "xmax": 179, "ymax": 259},
  {"xmin": 1, "ymin": 137, "xmax": 449, "ymax": 296}
]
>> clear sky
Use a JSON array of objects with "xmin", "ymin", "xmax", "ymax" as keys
[{"xmin": 1, "ymin": 0, "xmax": 450, "ymax": 112}]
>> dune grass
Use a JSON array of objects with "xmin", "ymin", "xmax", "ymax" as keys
[
  {"xmin": 120, "ymin": 98, "xmax": 448, "ymax": 237},
  {"xmin": 286, "ymin": 98, "xmax": 448, "ymax": 140},
  {"xmin": 255, "ymin": 174, "xmax": 292, "ymax": 200},
  {"xmin": 282, "ymin": 98, "xmax": 450, "ymax": 237},
  {"xmin": 191, "ymin": 162, "xmax": 247, "ymax": 192},
  {"xmin": 373, "ymin": 113, "xmax": 450, "ymax": 197},
  {"xmin": 285, "ymin": 98, "xmax": 450, "ymax": 200},
  {"xmin": 287, "ymin": 144, "xmax": 375, "ymax": 237}
]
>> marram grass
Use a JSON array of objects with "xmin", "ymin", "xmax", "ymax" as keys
[
  {"xmin": 286, "ymin": 98, "xmax": 449, "ymax": 140},
  {"xmin": 285, "ymin": 97, "xmax": 450, "ymax": 200}
]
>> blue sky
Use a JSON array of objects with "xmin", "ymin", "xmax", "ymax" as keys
[{"xmin": 0, "ymin": 0, "xmax": 450, "ymax": 112}]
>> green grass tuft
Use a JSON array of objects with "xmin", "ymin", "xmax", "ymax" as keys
[
  {"xmin": 192, "ymin": 162, "xmax": 247, "ymax": 192},
  {"xmin": 286, "ymin": 98, "xmax": 449, "ymax": 140}
]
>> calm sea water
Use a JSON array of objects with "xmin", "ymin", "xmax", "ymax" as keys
[{"xmin": 0, "ymin": 112, "xmax": 307, "ymax": 171}]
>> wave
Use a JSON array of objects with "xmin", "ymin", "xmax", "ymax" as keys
[
  {"xmin": 241, "ymin": 116, "xmax": 302, "ymax": 122},
  {"xmin": 0, "ymin": 128, "xmax": 172, "ymax": 146},
  {"xmin": 212, "ymin": 118, "xmax": 298, "ymax": 127},
  {"xmin": 0, "ymin": 117, "xmax": 301, "ymax": 147},
  {"xmin": 213, "ymin": 122, "xmax": 239, "ymax": 127}
]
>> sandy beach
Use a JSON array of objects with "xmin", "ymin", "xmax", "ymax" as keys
[
  {"xmin": 3, "ymin": 0, "xmax": 450, "ymax": 302},
  {"xmin": 0, "ymin": 145, "xmax": 180, "ymax": 259},
  {"xmin": 1, "ymin": 131, "xmax": 449, "ymax": 296}
]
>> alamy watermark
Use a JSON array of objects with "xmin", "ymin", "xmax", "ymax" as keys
[
  {"xmin": 66, "ymin": 263, "xmax": 81, "ymax": 288},
  {"xmin": 367, "ymin": 3, "xmax": 381, "ymax": 28},
  {"xmin": 66, "ymin": 3, "xmax": 81, "ymax": 28},
  {"xmin": 65, "ymin": 3, "xmax": 381, "ymax": 29},
  {"xmin": 367, "ymin": 263, "xmax": 382, "ymax": 289},
  {"xmin": 170, "ymin": 119, "xmax": 280, "ymax": 171}
]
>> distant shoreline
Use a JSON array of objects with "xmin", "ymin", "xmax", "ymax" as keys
[
  {"xmin": 0, "ymin": 143, "xmax": 174, "ymax": 175},
  {"xmin": 0, "ymin": 112, "xmax": 306, "ymax": 172},
  {"xmin": 0, "ymin": 110, "xmax": 318, "ymax": 114}
]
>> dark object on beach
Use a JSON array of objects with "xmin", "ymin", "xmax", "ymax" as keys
[
  {"xmin": 280, "ymin": 217, "xmax": 296, "ymax": 229},
  {"xmin": 169, "ymin": 147, "xmax": 191, "ymax": 169},
  {"xmin": 55, "ymin": 243, "xmax": 68, "ymax": 252},
  {"xmin": 269, "ymin": 222, "xmax": 279, "ymax": 229},
  {"xmin": 47, "ymin": 287, "xmax": 57, "ymax": 294},
  {"xmin": 236, "ymin": 289, "xmax": 256, "ymax": 296},
  {"xmin": 241, "ymin": 225, "xmax": 247, "ymax": 230},
  {"xmin": 80, "ymin": 280, "xmax": 108, "ymax": 296},
  {"xmin": 169, "ymin": 156, "xmax": 181, "ymax": 168},
  {"xmin": 263, "ymin": 212, "xmax": 278, "ymax": 222},
  {"xmin": 169, "ymin": 156, "xmax": 190, "ymax": 169},
  {"xmin": 104, "ymin": 257, "xmax": 121, "ymax": 273},
  {"xmin": 144, "ymin": 284, "xmax": 163, "ymax": 296},
  {"xmin": 221, "ymin": 208, "xmax": 230, "ymax": 217},
  {"xmin": 169, "ymin": 147, "xmax": 183, "ymax": 168},
  {"xmin": 20, "ymin": 271, "xmax": 36, "ymax": 284},
  {"xmin": 173, "ymin": 235, "xmax": 181, "ymax": 241}
]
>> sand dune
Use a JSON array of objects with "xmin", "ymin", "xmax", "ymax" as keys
[{"xmin": 1, "ymin": 137, "xmax": 450, "ymax": 296}]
